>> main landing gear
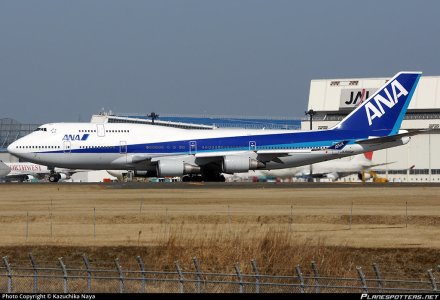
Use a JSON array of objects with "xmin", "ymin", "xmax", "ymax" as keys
[
  {"xmin": 49, "ymin": 173, "xmax": 61, "ymax": 183},
  {"xmin": 48, "ymin": 167, "xmax": 62, "ymax": 183},
  {"xmin": 182, "ymin": 174, "xmax": 226, "ymax": 182}
]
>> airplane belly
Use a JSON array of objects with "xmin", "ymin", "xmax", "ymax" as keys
[{"xmin": 36, "ymin": 153, "xmax": 123, "ymax": 169}]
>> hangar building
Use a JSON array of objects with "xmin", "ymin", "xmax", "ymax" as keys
[{"xmin": 301, "ymin": 74, "xmax": 440, "ymax": 182}]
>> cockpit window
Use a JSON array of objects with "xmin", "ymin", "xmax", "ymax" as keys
[{"xmin": 34, "ymin": 128, "xmax": 47, "ymax": 132}]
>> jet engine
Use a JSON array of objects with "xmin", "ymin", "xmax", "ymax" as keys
[
  {"xmin": 222, "ymin": 156, "xmax": 265, "ymax": 173},
  {"xmin": 156, "ymin": 160, "xmax": 201, "ymax": 177},
  {"xmin": 134, "ymin": 170, "xmax": 158, "ymax": 177},
  {"xmin": 58, "ymin": 173, "xmax": 69, "ymax": 181},
  {"xmin": 358, "ymin": 172, "xmax": 373, "ymax": 181},
  {"xmin": 24, "ymin": 175, "xmax": 36, "ymax": 181},
  {"xmin": 325, "ymin": 172, "xmax": 339, "ymax": 181},
  {"xmin": 48, "ymin": 173, "xmax": 70, "ymax": 182}
]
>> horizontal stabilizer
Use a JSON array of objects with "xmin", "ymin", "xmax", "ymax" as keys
[
  {"xmin": 356, "ymin": 129, "xmax": 428, "ymax": 145},
  {"xmin": 369, "ymin": 161, "xmax": 396, "ymax": 168}
]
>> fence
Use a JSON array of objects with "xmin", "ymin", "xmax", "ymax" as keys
[{"xmin": 0, "ymin": 254, "xmax": 439, "ymax": 293}]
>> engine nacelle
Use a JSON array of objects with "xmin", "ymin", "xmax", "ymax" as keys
[
  {"xmin": 48, "ymin": 172, "xmax": 70, "ymax": 183},
  {"xmin": 325, "ymin": 172, "xmax": 339, "ymax": 181},
  {"xmin": 58, "ymin": 173, "xmax": 69, "ymax": 181},
  {"xmin": 134, "ymin": 170, "xmax": 158, "ymax": 177},
  {"xmin": 25, "ymin": 175, "xmax": 35, "ymax": 181},
  {"xmin": 222, "ymin": 156, "xmax": 265, "ymax": 173},
  {"xmin": 358, "ymin": 172, "xmax": 373, "ymax": 181},
  {"xmin": 156, "ymin": 160, "xmax": 201, "ymax": 177}
]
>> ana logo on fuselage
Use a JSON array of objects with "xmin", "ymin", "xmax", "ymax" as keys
[
  {"xmin": 333, "ymin": 142, "xmax": 345, "ymax": 150},
  {"xmin": 62, "ymin": 134, "xmax": 89, "ymax": 141},
  {"xmin": 364, "ymin": 80, "xmax": 408, "ymax": 126}
]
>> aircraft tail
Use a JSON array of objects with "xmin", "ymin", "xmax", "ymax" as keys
[
  {"xmin": 332, "ymin": 72, "xmax": 422, "ymax": 136},
  {"xmin": 351, "ymin": 151, "xmax": 373, "ymax": 163},
  {"xmin": 363, "ymin": 151, "xmax": 373, "ymax": 161}
]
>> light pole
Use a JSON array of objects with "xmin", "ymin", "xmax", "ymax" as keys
[
  {"xmin": 305, "ymin": 109, "xmax": 316, "ymax": 130},
  {"xmin": 148, "ymin": 112, "xmax": 159, "ymax": 124},
  {"xmin": 305, "ymin": 109, "xmax": 316, "ymax": 182}
]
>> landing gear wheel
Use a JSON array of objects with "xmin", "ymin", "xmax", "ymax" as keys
[
  {"xmin": 49, "ymin": 174, "xmax": 60, "ymax": 183},
  {"xmin": 201, "ymin": 174, "xmax": 226, "ymax": 182}
]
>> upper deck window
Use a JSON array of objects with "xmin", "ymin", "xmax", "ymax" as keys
[{"xmin": 34, "ymin": 127, "xmax": 47, "ymax": 132}]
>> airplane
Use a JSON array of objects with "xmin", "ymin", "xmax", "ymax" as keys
[
  {"xmin": 106, "ymin": 170, "xmax": 136, "ymax": 182},
  {"xmin": 226, "ymin": 152, "xmax": 391, "ymax": 182},
  {"xmin": 357, "ymin": 163, "xmax": 415, "ymax": 183},
  {"xmin": 0, "ymin": 160, "xmax": 77, "ymax": 182},
  {"xmin": 7, "ymin": 71, "xmax": 427, "ymax": 182}
]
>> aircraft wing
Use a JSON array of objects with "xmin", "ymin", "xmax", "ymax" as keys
[
  {"xmin": 130, "ymin": 155, "xmax": 152, "ymax": 164},
  {"xmin": 195, "ymin": 150, "xmax": 294, "ymax": 165},
  {"xmin": 367, "ymin": 161, "xmax": 396, "ymax": 169},
  {"xmin": 111, "ymin": 154, "xmax": 152, "ymax": 165},
  {"xmin": 55, "ymin": 169, "xmax": 82, "ymax": 176},
  {"xmin": 195, "ymin": 150, "xmax": 257, "ymax": 158}
]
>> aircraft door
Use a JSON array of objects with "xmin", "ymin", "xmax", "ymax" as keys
[
  {"xmin": 120, "ymin": 141, "xmax": 128, "ymax": 163},
  {"xmin": 249, "ymin": 141, "xmax": 257, "ymax": 151},
  {"xmin": 120, "ymin": 141, "xmax": 127, "ymax": 154},
  {"xmin": 63, "ymin": 141, "xmax": 71, "ymax": 153},
  {"xmin": 97, "ymin": 124, "xmax": 105, "ymax": 137},
  {"xmin": 189, "ymin": 141, "xmax": 197, "ymax": 154}
]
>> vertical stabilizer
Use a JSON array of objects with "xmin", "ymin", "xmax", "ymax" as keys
[
  {"xmin": 363, "ymin": 151, "xmax": 373, "ymax": 161},
  {"xmin": 332, "ymin": 72, "xmax": 421, "ymax": 136}
]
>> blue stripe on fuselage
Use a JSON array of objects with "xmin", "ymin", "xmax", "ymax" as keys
[{"xmin": 35, "ymin": 129, "xmax": 371, "ymax": 155}]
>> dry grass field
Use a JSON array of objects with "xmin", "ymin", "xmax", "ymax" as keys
[{"xmin": 0, "ymin": 183, "xmax": 439, "ymax": 277}]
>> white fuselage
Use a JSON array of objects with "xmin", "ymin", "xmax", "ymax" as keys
[
  {"xmin": 5, "ymin": 162, "xmax": 50, "ymax": 176},
  {"xmin": 0, "ymin": 161, "xmax": 76, "ymax": 181},
  {"xmin": 7, "ymin": 122, "xmax": 409, "ymax": 174}
]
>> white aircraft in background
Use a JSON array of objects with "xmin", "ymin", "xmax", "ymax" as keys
[
  {"xmin": 225, "ymin": 152, "xmax": 391, "ymax": 182},
  {"xmin": 106, "ymin": 170, "xmax": 131, "ymax": 181},
  {"xmin": 107, "ymin": 152, "xmax": 385, "ymax": 182},
  {"xmin": 6, "ymin": 72, "xmax": 426, "ymax": 182},
  {"xmin": 0, "ymin": 161, "xmax": 77, "ymax": 182}
]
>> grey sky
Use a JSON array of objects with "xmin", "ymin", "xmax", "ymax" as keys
[{"xmin": 1, "ymin": 1, "xmax": 440, "ymax": 124}]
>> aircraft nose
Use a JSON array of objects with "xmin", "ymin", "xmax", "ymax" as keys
[
  {"xmin": 0, "ymin": 160, "xmax": 11, "ymax": 177},
  {"xmin": 7, "ymin": 142, "xmax": 17, "ymax": 155}
]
